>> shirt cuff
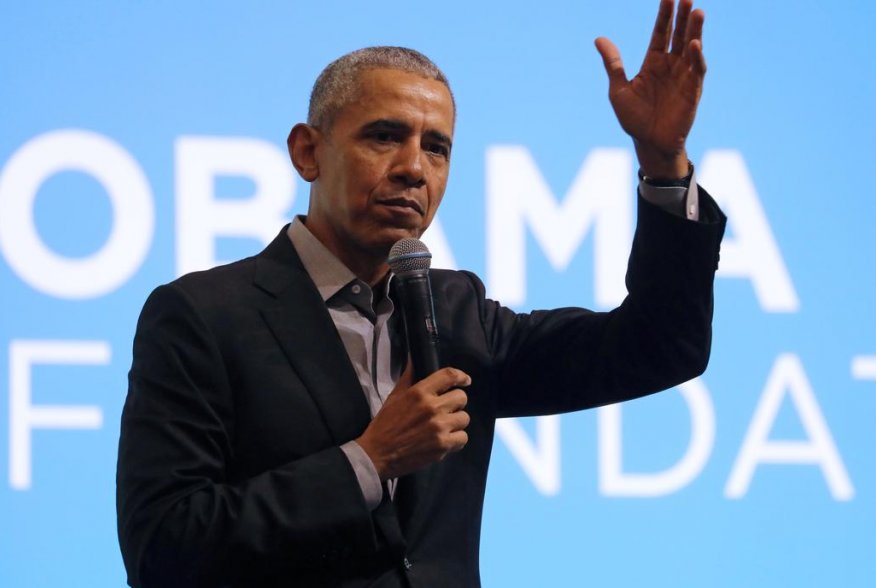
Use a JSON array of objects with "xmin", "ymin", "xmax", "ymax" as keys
[
  {"xmin": 638, "ymin": 170, "xmax": 700, "ymax": 221},
  {"xmin": 340, "ymin": 440, "xmax": 383, "ymax": 510}
]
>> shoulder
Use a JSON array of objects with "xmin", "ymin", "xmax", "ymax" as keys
[
  {"xmin": 150, "ymin": 224, "xmax": 300, "ymax": 311},
  {"xmin": 429, "ymin": 268, "xmax": 487, "ymax": 303},
  {"xmin": 133, "ymin": 255, "xmax": 260, "ymax": 336},
  {"xmin": 170, "ymin": 255, "xmax": 259, "ymax": 303},
  {"xmin": 428, "ymin": 268, "xmax": 509, "ymax": 335}
]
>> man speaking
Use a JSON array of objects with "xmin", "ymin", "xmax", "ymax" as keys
[{"xmin": 117, "ymin": 0, "xmax": 726, "ymax": 585}]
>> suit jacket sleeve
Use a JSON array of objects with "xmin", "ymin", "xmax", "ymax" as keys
[
  {"xmin": 117, "ymin": 282, "xmax": 378, "ymax": 587},
  {"xmin": 480, "ymin": 190, "xmax": 726, "ymax": 417}
]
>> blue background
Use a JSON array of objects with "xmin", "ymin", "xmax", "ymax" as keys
[{"xmin": 2, "ymin": 0, "xmax": 875, "ymax": 585}]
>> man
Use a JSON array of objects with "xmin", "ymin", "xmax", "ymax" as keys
[{"xmin": 117, "ymin": 1, "xmax": 726, "ymax": 586}]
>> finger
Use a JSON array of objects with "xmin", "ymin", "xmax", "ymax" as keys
[
  {"xmin": 594, "ymin": 37, "xmax": 628, "ymax": 90},
  {"xmin": 689, "ymin": 39, "xmax": 707, "ymax": 77},
  {"xmin": 683, "ymin": 8, "xmax": 705, "ymax": 58},
  {"xmin": 437, "ymin": 388, "xmax": 468, "ymax": 412},
  {"xmin": 647, "ymin": 0, "xmax": 675, "ymax": 52},
  {"xmin": 443, "ymin": 430, "xmax": 469, "ymax": 454},
  {"xmin": 449, "ymin": 409, "xmax": 471, "ymax": 431},
  {"xmin": 399, "ymin": 360, "xmax": 414, "ymax": 386},
  {"xmin": 670, "ymin": 0, "xmax": 692, "ymax": 55},
  {"xmin": 386, "ymin": 360, "xmax": 415, "ymax": 397},
  {"xmin": 419, "ymin": 367, "xmax": 472, "ymax": 396}
]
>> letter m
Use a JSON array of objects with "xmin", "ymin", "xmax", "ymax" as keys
[{"xmin": 486, "ymin": 147, "xmax": 632, "ymax": 308}]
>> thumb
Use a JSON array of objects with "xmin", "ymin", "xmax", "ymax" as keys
[
  {"xmin": 594, "ymin": 37, "xmax": 628, "ymax": 91},
  {"xmin": 393, "ymin": 359, "xmax": 415, "ymax": 393}
]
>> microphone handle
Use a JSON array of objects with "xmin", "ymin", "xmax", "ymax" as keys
[{"xmin": 395, "ymin": 269, "xmax": 440, "ymax": 380}]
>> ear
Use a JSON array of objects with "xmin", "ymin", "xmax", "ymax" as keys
[{"xmin": 287, "ymin": 123, "xmax": 321, "ymax": 182}]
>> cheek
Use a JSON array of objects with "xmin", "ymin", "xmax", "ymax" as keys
[
  {"xmin": 348, "ymin": 157, "xmax": 386, "ymax": 196},
  {"xmin": 428, "ymin": 171, "xmax": 448, "ymax": 207},
  {"xmin": 423, "ymin": 190, "xmax": 445, "ymax": 227}
]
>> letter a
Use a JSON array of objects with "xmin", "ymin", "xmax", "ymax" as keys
[
  {"xmin": 725, "ymin": 354, "xmax": 853, "ymax": 500},
  {"xmin": 699, "ymin": 150, "xmax": 799, "ymax": 312}
]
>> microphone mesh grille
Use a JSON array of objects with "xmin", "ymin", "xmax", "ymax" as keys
[{"xmin": 388, "ymin": 238, "xmax": 432, "ymax": 273}]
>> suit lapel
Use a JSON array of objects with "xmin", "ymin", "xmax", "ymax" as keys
[
  {"xmin": 252, "ymin": 228, "xmax": 441, "ymax": 543},
  {"xmin": 254, "ymin": 228, "xmax": 372, "ymax": 445}
]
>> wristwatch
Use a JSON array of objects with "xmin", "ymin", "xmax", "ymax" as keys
[{"xmin": 638, "ymin": 160, "xmax": 694, "ymax": 188}]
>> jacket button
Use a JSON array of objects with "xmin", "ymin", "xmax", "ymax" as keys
[{"xmin": 403, "ymin": 557, "xmax": 412, "ymax": 570}]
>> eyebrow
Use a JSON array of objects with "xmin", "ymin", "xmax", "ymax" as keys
[{"xmin": 362, "ymin": 119, "xmax": 453, "ymax": 151}]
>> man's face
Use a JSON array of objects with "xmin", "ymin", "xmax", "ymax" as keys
[{"xmin": 305, "ymin": 68, "xmax": 455, "ymax": 268}]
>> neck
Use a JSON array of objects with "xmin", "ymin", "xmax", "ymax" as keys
[
  {"xmin": 301, "ymin": 217, "xmax": 390, "ymax": 287},
  {"xmin": 345, "ymin": 257, "xmax": 390, "ymax": 288},
  {"xmin": 320, "ymin": 239, "xmax": 390, "ymax": 287}
]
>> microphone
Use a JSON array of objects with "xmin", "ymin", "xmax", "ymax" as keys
[{"xmin": 387, "ymin": 238, "xmax": 440, "ymax": 380}]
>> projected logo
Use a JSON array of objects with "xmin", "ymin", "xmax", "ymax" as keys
[{"xmin": 1, "ymin": 129, "xmax": 872, "ymax": 500}]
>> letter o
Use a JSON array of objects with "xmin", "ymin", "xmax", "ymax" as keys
[{"xmin": 0, "ymin": 130, "xmax": 154, "ymax": 299}]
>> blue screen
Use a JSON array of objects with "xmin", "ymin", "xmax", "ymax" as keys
[{"xmin": 2, "ymin": 1, "xmax": 875, "ymax": 585}]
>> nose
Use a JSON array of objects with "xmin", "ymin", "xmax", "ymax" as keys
[{"xmin": 389, "ymin": 139, "xmax": 426, "ymax": 188}]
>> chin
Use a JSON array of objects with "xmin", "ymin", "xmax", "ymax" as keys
[
  {"xmin": 368, "ymin": 227, "xmax": 419, "ymax": 253},
  {"xmin": 381, "ymin": 221, "xmax": 422, "ymax": 238}
]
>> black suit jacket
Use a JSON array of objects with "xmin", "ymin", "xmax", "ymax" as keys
[{"xmin": 117, "ymin": 194, "xmax": 725, "ymax": 587}]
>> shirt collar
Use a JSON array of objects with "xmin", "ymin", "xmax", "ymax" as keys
[
  {"xmin": 287, "ymin": 216, "xmax": 356, "ymax": 302},
  {"xmin": 286, "ymin": 216, "xmax": 393, "ymax": 303}
]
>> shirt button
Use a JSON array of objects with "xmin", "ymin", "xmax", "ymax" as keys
[
  {"xmin": 403, "ymin": 557, "xmax": 412, "ymax": 570},
  {"xmin": 351, "ymin": 284, "xmax": 362, "ymax": 294}
]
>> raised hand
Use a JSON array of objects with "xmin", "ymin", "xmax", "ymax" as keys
[
  {"xmin": 595, "ymin": 0, "xmax": 706, "ymax": 179},
  {"xmin": 356, "ymin": 365, "xmax": 471, "ymax": 480}
]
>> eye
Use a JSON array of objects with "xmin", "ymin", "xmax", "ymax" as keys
[
  {"xmin": 425, "ymin": 143, "xmax": 450, "ymax": 158},
  {"xmin": 369, "ymin": 130, "xmax": 400, "ymax": 144}
]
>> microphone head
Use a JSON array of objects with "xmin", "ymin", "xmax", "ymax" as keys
[{"xmin": 388, "ymin": 238, "xmax": 432, "ymax": 274}]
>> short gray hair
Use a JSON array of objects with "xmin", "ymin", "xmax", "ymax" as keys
[{"xmin": 307, "ymin": 46, "xmax": 455, "ymax": 130}]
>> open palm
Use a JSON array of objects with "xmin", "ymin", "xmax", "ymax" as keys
[{"xmin": 596, "ymin": 0, "xmax": 706, "ymax": 178}]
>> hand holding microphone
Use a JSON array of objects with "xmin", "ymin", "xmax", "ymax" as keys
[{"xmin": 355, "ymin": 238, "xmax": 471, "ymax": 480}]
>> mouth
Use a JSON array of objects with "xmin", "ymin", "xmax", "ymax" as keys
[{"xmin": 377, "ymin": 197, "xmax": 425, "ymax": 216}]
